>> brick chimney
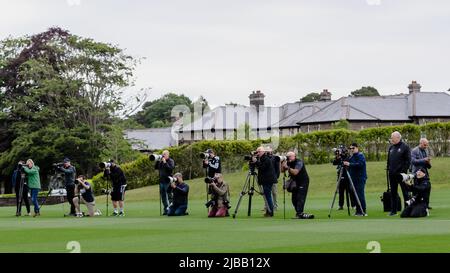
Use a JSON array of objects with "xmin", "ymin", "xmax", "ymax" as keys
[
  {"xmin": 408, "ymin": 81, "xmax": 421, "ymax": 94},
  {"xmin": 249, "ymin": 90, "xmax": 265, "ymax": 108},
  {"xmin": 319, "ymin": 89, "xmax": 332, "ymax": 101}
]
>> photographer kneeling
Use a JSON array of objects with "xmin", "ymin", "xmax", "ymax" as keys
[
  {"xmin": 73, "ymin": 175, "xmax": 99, "ymax": 217},
  {"xmin": 400, "ymin": 168, "xmax": 431, "ymax": 218},
  {"xmin": 207, "ymin": 173, "xmax": 231, "ymax": 217},
  {"xmin": 167, "ymin": 173, "xmax": 189, "ymax": 216}
]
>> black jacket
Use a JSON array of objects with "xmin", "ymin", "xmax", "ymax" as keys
[
  {"xmin": 172, "ymin": 183, "xmax": 189, "ymax": 207},
  {"xmin": 387, "ymin": 141, "xmax": 411, "ymax": 175},
  {"xmin": 105, "ymin": 165, "xmax": 127, "ymax": 188},
  {"xmin": 255, "ymin": 154, "xmax": 277, "ymax": 185},
  {"xmin": 410, "ymin": 176, "xmax": 431, "ymax": 201},
  {"xmin": 203, "ymin": 156, "xmax": 221, "ymax": 178},
  {"xmin": 155, "ymin": 158, "xmax": 175, "ymax": 183},
  {"xmin": 288, "ymin": 159, "xmax": 309, "ymax": 187},
  {"xmin": 58, "ymin": 165, "xmax": 76, "ymax": 187}
]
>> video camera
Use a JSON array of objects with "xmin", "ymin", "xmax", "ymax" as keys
[
  {"xmin": 332, "ymin": 145, "xmax": 349, "ymax": 160},
  {"xmin": 243, "ymin": 151, "xmax": 257, "ymax": 161},
  {"xmin": 149, "ymin": 154, "xmax": 163, "ymax": 161}
]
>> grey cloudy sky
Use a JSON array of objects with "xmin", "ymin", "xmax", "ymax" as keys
[{"xmin": 1, "ymin": 0, "xmax": 449, "ymax": 108}]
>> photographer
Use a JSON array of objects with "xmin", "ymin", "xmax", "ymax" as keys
[
  {"xmin": 202, "ymin": 149, "xmax": 221, "ymax": 178},
  {"xmin": 56, "ymin": 158, "xmax": 77, "ymax": 217},
  {"xmin": 387, "ymin": 131, "xmax": 411, "ymax": 216},
  {"xmin": 155, "ymin": 150, "xmax": 175, "ymax": 215},
  {"xmin": 281, "ymin": 152, "xmax": 314, "ymax": 219},
  {"xmin": 167, "ymin": 173, "xmax": 189, "ymax": 216},
  {"xmin": 411, "ymin": 138, "xmax": 432, "ymax": 209},
  {"xmin": 254, "ymin": 146, "xmax": 276, "ymax": 217},
  {"xmin": 207, "ymin": 173, "xmax": 230, "ymax": 217},
  {"xmin": 104, "ymin": 160, "xmax": 127, "ymax": 216},
  {"xmin": 12, "ymin": 161, "xmax": 31, "ymax": 216},
  {"xmin": 343, "ymin": 143, "xmax": 367, "ymax": 216},
  {"xmin": 21, "ymin": 159, "xmax": 41, "ymax": 217},
  {"xmin": 400, "ymin": 168, "xmax": 430, "ymax": 218},
  {"xmin": 332, "ymin": 147, "xmax": 356, "ymax": 211},
  {"xmin": 73, "ymin": 175, "xmax": 98, "ymax": 217}
]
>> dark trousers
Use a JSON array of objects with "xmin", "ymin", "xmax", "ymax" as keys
[
  {"xmin": 15, "ymin": 184, "xmax": 30, "ymax": 214},
  {"xmin": 262, "ymin": 184, "xmax": 274, "ymax": 214},
  {"xmin": 389, "ymin": 173, "xmax": 410, "ymax": 214},
  {"xmin": 159, "ymin": 183, "xmax": 173, "ymax": 213},
  {"xmin": 292, "ymin": 183, "xmax": 309, "ymax": 216},
  {"xmin": 66, "ymin": 184, "xmax": 76, "ymax": 214},
  {"xmin": 401, "ymin": 202, "xmax": 428, "ymax": 218},
  {"xmin": 354, "ymin": 181, "xmax": 367, "ymax": 214},
  {"xmin": 338, "ymin": 177, "xmax": 356, "ymax": 208},
  {"xmin": 168, "ymin": 204, "xmax": 188, "ymax": 216},
  {"xmin": 425, "ymin": 182, "xmax": 431, "ymax": 207}
]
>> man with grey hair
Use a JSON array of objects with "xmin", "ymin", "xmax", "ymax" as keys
[
  {"xmin": 387, "ymin": 131, "xmax": 411, "ymax": 216},
  {"xmin": 411, "ymin": 138, "xmax": 432, "ymax": 209},
  {"xmin": 155, "ymin": 150, "xmax": 175, "ymax": 215},
  {"xmin": 167, "ymin": 172, "xmax": 189, "ymax": 216}
]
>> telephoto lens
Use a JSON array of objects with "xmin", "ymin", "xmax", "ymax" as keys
[{"xmin": 149, "ymin": 154, "xmax": 162, "ymax": 161}]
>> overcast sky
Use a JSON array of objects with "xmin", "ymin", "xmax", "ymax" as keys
[{"xmin": 1, "ymin": 0, "xmax": 449, "ymax": 108}]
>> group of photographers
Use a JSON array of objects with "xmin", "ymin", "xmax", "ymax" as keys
[{"xmin": 11, "ymin": 130, "xmax": 433, "ymax": 220}]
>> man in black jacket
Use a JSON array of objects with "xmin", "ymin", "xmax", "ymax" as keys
[
  {"xmin": 400, "ymin": 168, "xmax": 430, "ymax": 218},
  {"xmin": 12, "ymin": 161, "xmax": 31, "ymax": 216},
  {"xmin": 281, "ymin": 152, "xmax": 314, "ymax": 219},
  {"xmin": 254, "ymin": 146, "xmax": 276, "ymax": 217},
  {"xmin": 203, "ymin": 149, "xmax": 221, "ymax": 178},
  {"xmin": 57, "ymin": 158, "xmax": 77, "ymax": 217},
  {"xmin": 104, "ymin": 160, "xmax": 127, "ymax": 216},
  {"xmin": 167, "ymin": 173, "xmax": 189, "ymax": 216},
  {"xmin": 387, "ymin": 131, "xmax": 411, "ymax": 216},
  {"xmin": 155, "ymin": 150, "xmax": 175, "ymax": 215}
]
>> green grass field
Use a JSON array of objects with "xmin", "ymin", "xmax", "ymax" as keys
[{"xmin": 0, "ymin": 158, "xmax": 449, "ymax": 253}]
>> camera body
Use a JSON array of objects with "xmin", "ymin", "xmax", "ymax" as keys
[
  {"xmin": 333, "ymin": 145, "xmax": 350, "ymax": 164},
  {"xmin": 99, "ymin": 162, "xmax": 112, "ymax": 169},
  {"xmin": 400, "ymin": 173, "xmax": 415, "ymax": 186},
  {"xmin": 149, "ymin": 154, "xmax": 163, "ymax": 161},
  {"xmin": 74, "ymin": 178, "xmax": 83, "ymax": 185},
  {"xmin": 199, "ymin": 152, "xmax": 211, "ymax": 160},
  {"xmin": 204, "ymin": 177, "xmax": 218, "ymax": 184},
  {"xmin": 53, "ymin": 162, "xmax": 64, "ymax": 169},
  {"xmin": 168, "ymin": 176, "xmax": 179, "ymax": 183},
  {"xmin": 205, "ymin": 199, "xmax": 216, "ymax": 208}
]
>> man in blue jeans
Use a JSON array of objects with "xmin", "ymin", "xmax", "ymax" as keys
[
  {"xmin": 167, "ymin": 173, "xmax": 189, "ymax": 216},
  {"xmin": 154, "ymin": 150, "xmax": 175, "ymax": 215},
  {"xmin": 254, "ymin": 146, "xmax": 276, "ymax": 217},
  {"xmin": 343, "ymin": 143, "xmax": 367, "ymax": 216}
]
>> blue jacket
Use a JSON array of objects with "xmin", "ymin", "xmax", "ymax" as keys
[{"xmin": 347, "ymin": 152, "xmax": 367, "ymax": 184}]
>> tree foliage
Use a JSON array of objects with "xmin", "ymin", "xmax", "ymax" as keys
[
  {"xmin": 300, "ymin": 92, "xmax": 321, "ymax": 102},
  {"xmin": 350, "ymin": 86, "xmax": 380, "ymax": 97}
]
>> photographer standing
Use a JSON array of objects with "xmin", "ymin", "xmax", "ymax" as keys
[
  {"xmin": 104, "ymin": 160, "xmax": 127, "ymax": 216},
  {"xmin": 411, "ymin": 138, "xmax": 432, "ymax": 209},
  {"xmin": 207, "ymin": 173, "xmax": 230, "ymax": 217},
  {"xmin": 281, "ymin": 152, "xmax": 314, "ymax": 219},
  {"xmin": 12, "ymin": 161, "xmax": 31, "ymax": 216},
  {"xmin": 343, "ymin": 143, "xmax": 367, "ymax": 216},
  {"xmin": 332, "ymin": 148, "xmax": 356, "ymax": 211},
  {"xmin": 400, "ymin": 168, "xmax": 430, "ymax": 218},
  {"xmin": 167, "ymin": 173, "xmax": 189, "ymax": 216},
  {"xmin": 203, "ymin": 149, "xmax": 221, "ymax": 178},
  {"xmin": 73, "ymin": 175, "xmax": 98, "ymax": 217},
  {"xmin": 56, "ymin": 158, "xmax": 77, "ymax": 217},
  {"xmin": 387, "ymin": 131, "xmax": 411, "ymax": 216},
  {"xmin": 22, "ymin": 159, "xmax": 41, "ymax": 217},
  {"xmin": 155, "ymin": 150, "xmax": 175, "ymax": 215},
  {"xmin": 254, "ymin": 146, "xmax": 276, "ymax": 217}
]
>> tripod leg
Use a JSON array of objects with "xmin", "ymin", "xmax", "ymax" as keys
[
  {"xmin": 345, "ymin": 184, "xmax": 351, "ymax": 216},
  {"xmin": 283, "ymin": 176, "xmax": 286, "ymax": 220},
  {"xmin": 17, "ymin": 178, "xmax": 24, "ymax": 215},
  {"xmin": 346, "ymin": 170, "xmax": 365, "ymax": 215},
  {"xmin": 328, "ymin": 168, "xmax": 344, "ymax": 218},
  {"xmin": 39, "ymin": 188, "xmax": 53, "ymax": 211},
  {"xmin": 232, "ymin": 173, "xmax": 251, "ymax": 218}
]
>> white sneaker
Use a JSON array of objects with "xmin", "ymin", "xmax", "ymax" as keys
[
  {"xmin": 426, "ymin": 209, "xmax": 430, "ymax": 217},
  {"xmin": 94, "ymin": 209, "xmax": 102, "ymax": 216}
]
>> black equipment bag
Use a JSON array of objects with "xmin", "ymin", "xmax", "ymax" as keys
[{"xmin": 381, "ymin": 169, "xmax": 402, "ymax": 212}]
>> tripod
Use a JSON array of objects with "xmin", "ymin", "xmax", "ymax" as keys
[
  {"xmin": 282, "ymin": 172, "xmax": 287, "ymax": 220},
  {"xmin": 328, "ymin": 165, "xmax": 365, "ymax": 218},
  {"xmin": 16, "ymin": 171, "xmax": 28, "ymax": 216},
  {"xmin": 232, "ymin": 168, "xmax": 262, "ymax": 218}
]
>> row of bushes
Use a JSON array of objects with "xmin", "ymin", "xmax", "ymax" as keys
[{"xmin": 90, "ymin": 122, "xmax": 450, "ymax": 194}]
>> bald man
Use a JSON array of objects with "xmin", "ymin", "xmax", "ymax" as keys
[
  {"xmin": 411, "ymin": 138, "xmax": 432, "ymax": 208},
  {"xmin": 155, "ymin": 150, "xmax": 175, "ymax": 215},
  {"xmin": 387, "ymin": 131, "xmax": 411, "ymax": 216}
]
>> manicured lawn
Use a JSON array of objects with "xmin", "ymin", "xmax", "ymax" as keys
[{"xmin": 0, "ymin": 158, "xmax": 449, "ymax": 253}]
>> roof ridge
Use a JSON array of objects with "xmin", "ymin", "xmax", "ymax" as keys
[
  {"xmin": 347, "ymin": 105, "xmax": 381, "ymax": 120},
  {"xmin": 297, "ymin": 98, "xmax": 343, "ymax": 123}
]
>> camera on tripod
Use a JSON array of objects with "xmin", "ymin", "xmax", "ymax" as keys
[
  {"xmin": 332, "ymin": 145, "xmax": 350, "ymax": 161},
  {"xmin": 53, "ymin": 162, "xmax": 64, "ymax": 169}
]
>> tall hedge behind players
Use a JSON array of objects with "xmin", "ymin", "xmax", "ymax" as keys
[
  {"xmin": 22, "ymin": 159, "xmax": 41, "ymax": 217},
  {"xmin": 342, "ymin": 143, "xmax": 367, "ymax": 216},
  {"xmin": 387, "ymin": 131, "xmax": 411, "ymax": 216},
  {"xmin": 56, "ymin": 158, "xmax": 77, "ymax": 217},
  {"xmin": 281, "ymin": 152, "xmax": 314, "ymax": 219},
  {"xmin": 155, "ymin": 150, "xmax": 175, "ymax": 215},
  {"xmin": 104, "ymin": 160, "xmax": 127, "ymax": 216}
]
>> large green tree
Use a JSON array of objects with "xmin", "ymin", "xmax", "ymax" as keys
[
  {"xmin": 350, "ymin": 86, "xmax": 380, "ymax": 97},
  {"xmin": 0, "ymin": 27, "xmax": 138, "ymax": 181}
]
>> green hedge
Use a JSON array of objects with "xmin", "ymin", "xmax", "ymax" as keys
[{"xmin": 91, "ymin": 122, "xmax": 450, "ymax": 194}]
